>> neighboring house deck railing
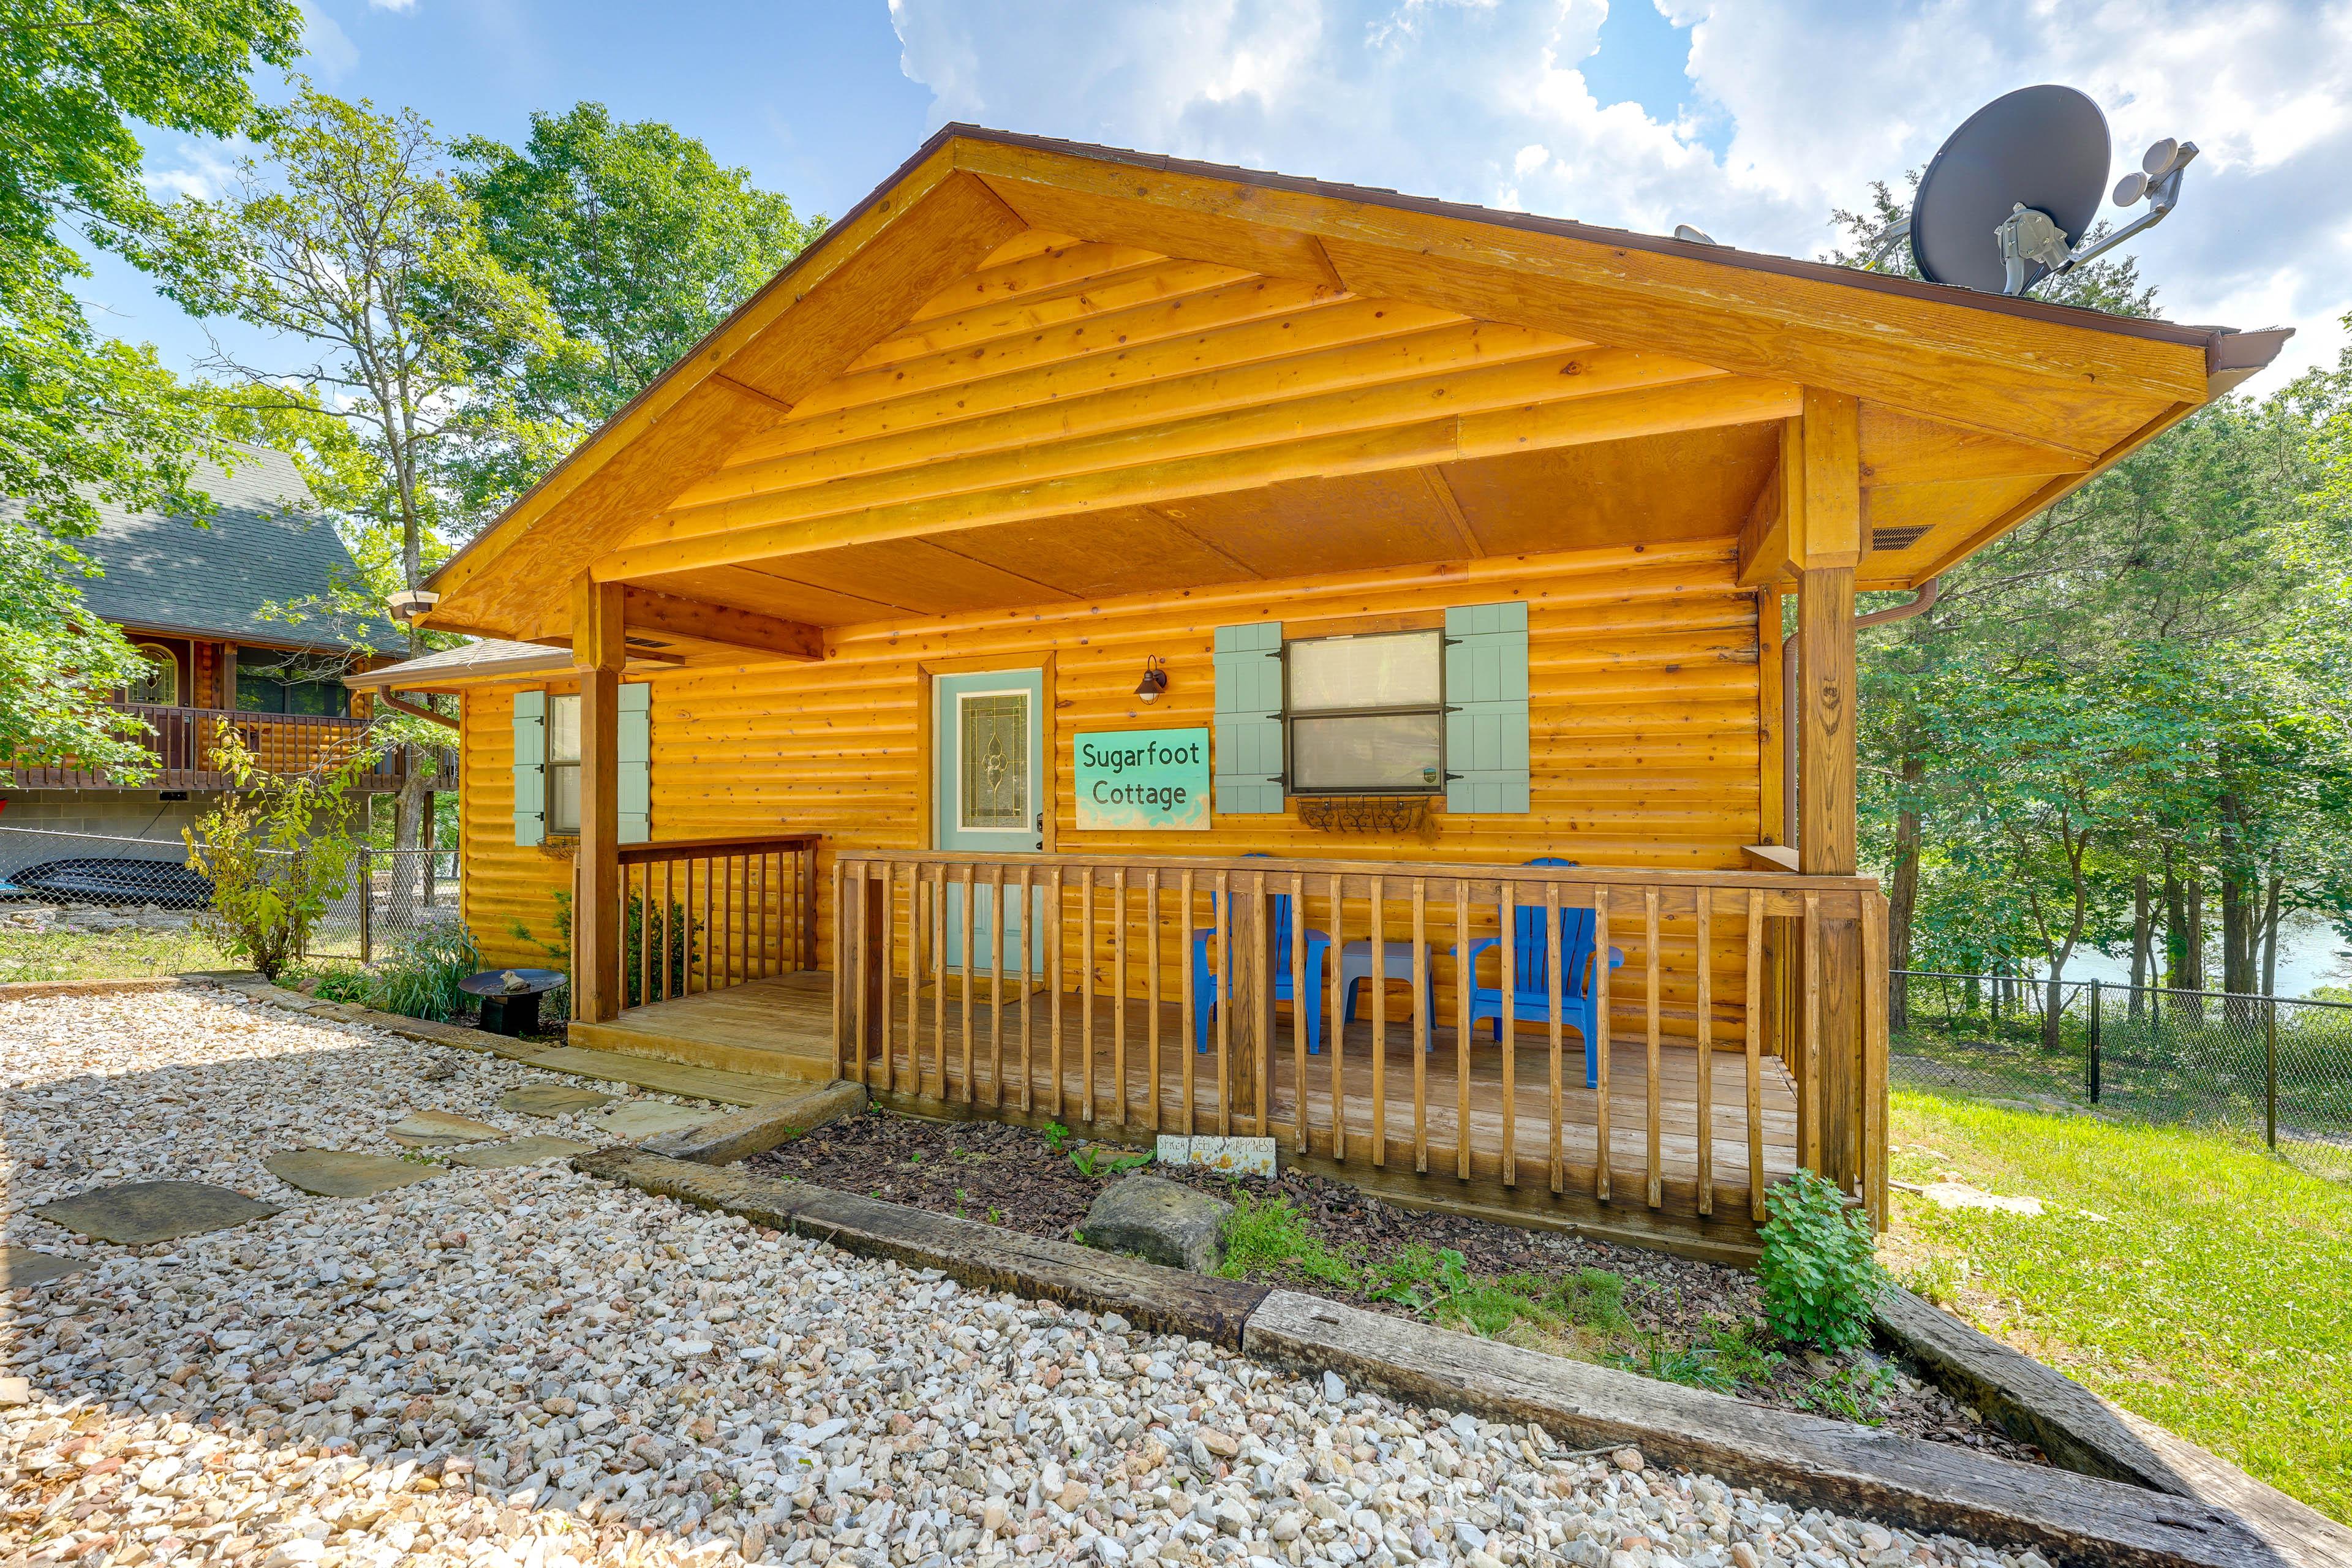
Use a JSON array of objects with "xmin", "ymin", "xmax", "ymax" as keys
[{"xmin": 10, "ymin": 704, "xmax": 454, "ymax": 791}]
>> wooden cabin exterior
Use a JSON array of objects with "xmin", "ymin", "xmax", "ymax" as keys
[{"xmin": 350, "ymin": 127, "xmax": 2285, "ymax": 1260}]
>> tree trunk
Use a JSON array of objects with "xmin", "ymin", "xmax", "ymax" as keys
[
  {"xmin": 1888, "ymin": 753, "xmax": 1925, "ymax": 1033},
  {"xmin": 2261, "ymin": 874, "xmax": 2283, "ymax": 999},
  {"xmin": 386, "ymin": 745, "xmax": 442, "ymax": 933},
  {"xmin": 2185, "ymin": 877, "xmax": 2206, "ymax": 1022},
  {"xmin": 2163, "ymin": 848, "xmax": 2187, "ymax": 993},
  {"xmin": 2130, "ymin": 873, "xmax": 2150, "ymax": 1020}
]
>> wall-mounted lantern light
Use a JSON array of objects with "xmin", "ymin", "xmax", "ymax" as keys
[{"xmin": 1135, "ymin": 655, "xmax": 1169, "ymax": 703}]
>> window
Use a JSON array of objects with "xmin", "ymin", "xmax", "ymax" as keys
[
  {"xmin": 546, "ymin": 693, "xmax": 581, "ymax": 837},
  {"xmin": 127, "ymin": 644, "xmax": 178, "ymax": 707},
  {"xmin": 1284, "ymin": 629, "xmax": 1444, "ymax": 794},
  {"xmin": 235, "ymin": 648, "xmax": 349, "ymax": 717},
  {"xmin": 957, "ymin": 690, "xmax": 1030, "ymax": 830}
]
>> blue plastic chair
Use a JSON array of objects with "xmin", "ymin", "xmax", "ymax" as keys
[
  {"xmin": 1193, "ymin": 855, "xmax": 1332, "ymax": 1054},
  {"xmin": 1450, "ymin": 858, "xmax": 1623, "ymax": 1088}
]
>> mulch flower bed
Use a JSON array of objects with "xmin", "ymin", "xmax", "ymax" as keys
[{"xmin": 747, "ymin": 1107, "xmax": 2043, "ymax": 1462}]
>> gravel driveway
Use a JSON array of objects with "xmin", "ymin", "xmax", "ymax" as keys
[{"xmin": 0, "ymin": 984, "xmax": 2036, "ymax": 1568}]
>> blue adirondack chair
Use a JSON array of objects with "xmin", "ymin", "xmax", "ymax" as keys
[
  {"xmin": 1451, "ymin": 858, "xmax": 1623, "ymax": 1088},
  {"xmin": 1192, "ymin": 855, "xmax": 1332, "ymax": 1054}
]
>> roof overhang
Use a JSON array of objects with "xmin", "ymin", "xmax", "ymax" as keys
[{"xmin": 418, "ymin": 126, "xmax": 2289, "ymax": 644}]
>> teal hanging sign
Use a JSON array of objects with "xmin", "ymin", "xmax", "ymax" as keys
[{"xmin": 1073, "ymin": 727, "xmax": 1211, "ymax": 832}]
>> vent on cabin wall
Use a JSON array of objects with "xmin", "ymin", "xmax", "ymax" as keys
[{"xmin": 1871, "ymin": 526, "xmax": 1932, "ymax": 552}]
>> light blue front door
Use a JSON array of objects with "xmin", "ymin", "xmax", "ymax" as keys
[{"xmin": 935, "ymin": 669, "xmax": 1046, "ymax": 976}]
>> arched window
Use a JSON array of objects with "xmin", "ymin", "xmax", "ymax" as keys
[{"xmin": 127, "ymin": 644, "xmax": 178, "ymax": 707}]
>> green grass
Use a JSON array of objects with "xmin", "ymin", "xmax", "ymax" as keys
[
  {"xmin": 1216, "ymin": 1191, "xmax": 1360, "ymax": 1289},
  {"xmin": 0, "ymin": 926, "xmax": 238, "ymax": 982},
  {"xmin": 1889, "ymin": 1089, "xmax": 2352, "ymax": 1523}
]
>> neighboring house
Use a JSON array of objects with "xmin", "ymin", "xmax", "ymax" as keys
[{"xmin": 5, "ymin": 443, "xmax": 427, "ymax": 848}]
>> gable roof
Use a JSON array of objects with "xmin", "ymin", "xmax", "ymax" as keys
[
  {"xmin": 65, "ymin": 445, "xmax": 385, "ymax": 651},
  {"xmin": 418, "ymin": 124, "xmax": 2289, "ymax": 644}
]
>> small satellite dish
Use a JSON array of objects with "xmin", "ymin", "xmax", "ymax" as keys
[
  {"xmin": 1673, "ymin": 224, "xmax": 1722, "ymax": 246},
  {"xmin": 1912, "ymin": 85, "xmax": 2111, "ymax": 295}
]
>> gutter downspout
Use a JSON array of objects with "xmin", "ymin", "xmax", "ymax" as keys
[{"xmin": 1782, "ymin": 578, "xmax": 1939, "ymax": 859}]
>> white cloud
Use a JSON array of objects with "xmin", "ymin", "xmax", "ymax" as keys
[
  {"xmin": 295, "ymin": 0, "xmax": 359, "ymax": 81},
  {"xmin": 889, "ymin": 0, "xmax": 2352, "ymax": 386},
  {"xmin": 367, "ymin": 0, "xmax": 417, "ymax": 12}
]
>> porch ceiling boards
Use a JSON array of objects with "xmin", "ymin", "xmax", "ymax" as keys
[{"xmin": 416, "ymin": 127, "xmax": 2277, "ymax": 652}]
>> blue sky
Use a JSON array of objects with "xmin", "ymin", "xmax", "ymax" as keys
[{"xmin": 85, "ymin": 0, "xmax": 2352, "ymax": 390}]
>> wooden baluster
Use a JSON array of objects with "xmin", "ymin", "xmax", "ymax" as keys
[
  {"xmin": 1329, "ymin": 873, "xmax": 1347, "ymax": 1164},
  {"xmin": 1180, "ymin": 870, "xmax": 1199, "ymax": 1137},
  {"xmin": 1112, "ymin": 867, "xmax": 1129, "ymax": 1126},
  {"xmin": 1746, "ymin": 890, "xmax": 1767, "ymax": 1221},
  {"xmin": 1453, "ymin": 880, "xmax": 1471, "ymax": 1181},
  {"xmin": 1696, "ymin": 891, "xmax": 1715, "ymax": 1216},
  {"xmin": 1213, "ymin": 869, "xmax": 1231, "ymax": 1139},
  {"xmin": 1501, "ymin": 881, "xmax": 1517, "ymax": 1189},
  {"xmin": 1645, "ymin": 885, "xmax": 1663, "ymax": 1208},
  {"xmin": 1594, "ymin": 888, "xmax": 1612, "ymax": 1203},
  {"xmin": 1080, "ymin": 870, "xmax": 1096, "ymax": 1124},
  {"xmin": 756, "ymin": 853, "xmax": 768, "ymax": 981},
  {"xmin": 1048, "ymin": 865, "xmax": 1066, "ymax": 1119},
  {"xmin": 907, "ymin": 869, "xmax": 924, "ymax": 1099},
  {"xmin": 1289, "ymin": 870, "xmax": 1307, "ymax": 1156},
  {"xmin": 725, "ymin": 854, "xmax": 736, "ymax": 991},
  {"xmin": 1411, "ymin": 878, "xmax": 1428, "ymax": 1174},
  {"xmin": 932, "ymin": 864, "xmax": 949, "ymax": 1098},
  {"xmin": 989, "ymin": 864, "xmax": 1006, "ymax": 1110},
  {"xmin": 1145, "ymin": 869, "xmax": 1161, "ymax": 1133},
  {"xmin": 1546, "ymin": 879, "xmax": 1564, "ymax": 1195},
  {"xmin": 878, "ymin": 867, "xmax": 896, "ymax": 1093},
  {"xmin": 701, "ymin": 858, "xmax": 715, "ymax": 994},
  {"xmin": 831, "ymin": 858, "xmax": 849, "ymax": 1080},
  {"xmin": 1863, "ymin": 893, "xmax": 1890, "ymax": 1227},
  {"xmin": 663, "ymin": 859, "xmax": 676, "ymax": 1002},
  {"xmin": 959, "ymin": 864, "xmax": 977, "ymax": 1106},
  {"xmin": 1369, "ymin": 878, "xmax": 1386, "ymax": 1169},
  {"xmin": 1252, "ymin": 867, "xmax": 1272, "ymax": 1140},
  {"xmin": 1801, "ymin": 892, "xmax": 1823, "ymax": 1175},
  {"xmin": 637, "ymin": 863, "xmax": 651, "ymax": 1012},
  {"xmin": 1019, "ymin": 865, "xmax": 1035, "ymax": 1113}
]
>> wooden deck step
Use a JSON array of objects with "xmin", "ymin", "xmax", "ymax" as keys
[
  {"xmin": 564, "ymin": 971, "xmax": 838, "ymax": 1082},
  {"xmin": 518, "ymin": 1042, "xmax": 812, "ymax": 1107}
]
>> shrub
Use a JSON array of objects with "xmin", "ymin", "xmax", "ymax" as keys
[
  {"xmin": 183, "ymin": 732, "xmax": 367, "ymax": 981},
  {"xmin": 372, "ymin": 923, "xmax": 483, "ymax": 1021},
  {"xmin": 1757, "ymin": 1169, "xmax": 1888, "ymax": 1350}
]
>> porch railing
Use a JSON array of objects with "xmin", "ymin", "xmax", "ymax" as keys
[
  {"xmin": 9, "ymin": 704, "xmax": 447, "ymax": 791},
  {"xmin": 834, "ymin": 850, "xmax": 1890, "ymax": 1228},
  {"xmin": 603, "ymin": 834, "xmax": 823, "ymax": 1009}
]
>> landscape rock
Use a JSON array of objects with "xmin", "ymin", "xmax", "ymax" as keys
[
  {"xmin": 384, "ymin": 1109, "xmax": 507, "ymax": 1147},
  {"xmin": 639, "ymin": 1079, "xmax": 866, "ymax": 1164},
  {"xmin": 1924, "ymin": 1181, "xmax": 2045, "ymax": 1216},
  {"xmin": 262, "ymin": 1148, "xmax": 441, "ymax": 1197},
  {"xmin": 1081, "ymin": 1174, "xmax": 1231, "ymax": 1272},
  {"xmin": 0, "ymin": 1245, "xmax": 87, "ymax": 1287},
  {"xmin": 593, "ymin": 1099, "xmax": 721, "ymax": 1140},
  {"xmin": 500, "ymin": 1082, "xmax": 616, "ymax": 1115},
  {"xmin": 29, "ymin": 1179, "xmax": 284, "ymax": 1243},
  {"xmin": 444, "ymin": 1134, "xmax": 597, "ymax": 1168}
]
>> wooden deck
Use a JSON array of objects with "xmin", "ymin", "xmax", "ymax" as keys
[{"xmin": 572, "ymin": 970, "xmax": 1799, "ymax": 1258}]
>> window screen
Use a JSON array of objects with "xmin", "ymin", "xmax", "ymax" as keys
[
  {"xmin": 548, "ymin": 693, "xmax": 581, "ymax": 836},
  {"xmin": 1283, "ymin": 630, "xmax": 1444, "ymax": 795}
]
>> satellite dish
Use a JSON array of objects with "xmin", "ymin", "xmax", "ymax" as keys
[{"xmin": 1911, "ymin": 85, "xmax": 2111, "ymax": 294}]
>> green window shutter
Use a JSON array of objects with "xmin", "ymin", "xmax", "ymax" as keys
[
  {"xmin": 617, "ymin": 682, "xmax": 652, "ymax": 845},
  {"xmin": 511, "ymin": 690, "xmax": 546, "ymax": 846},
  {"xmin": 1444, "ymin": 601, "xmax": 1530, "ymax": 814},
  {"xmin": 1213, "ymin": 621, "xmax": 1284, "ymax": 815}
]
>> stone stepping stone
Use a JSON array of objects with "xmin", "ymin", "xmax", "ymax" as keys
[
  {"xmin": 592, "ymin": 1101, "xmax": 717, "ymax": 1140},
  {"xmin": 265, "ymin": 1149, "xmax": 440, "ymax": 1198},
  {"xmin": 447, "ymin": 1136, "xmax": 596, "ymax": 1169},
  {"xmin": 500, "ymin": 1084, "xmax": 616, "ymax": 1117},
  {"xmin": 31, "ymin": 1182, "xmax": 284, "ymax": 1245},
  {"xmin": 386, "ymin": 1110, "xmax": 507, "ymax": 1148},
  {"xmin": 0, "ymin": 1248, "xmax": 88, "ymax": 1289}
]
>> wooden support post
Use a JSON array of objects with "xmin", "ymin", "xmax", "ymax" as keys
[
  {"xmin": 572, "ymin": 575, "xmax": 624, "ymax": 1025},
  {"xmin": 1798, "ymin": 560, "xmax": 1862, "ymax": 1197},
  {"xmin": 1224, "ymin": 875, "xmax": 1276, "ymax": 1127}
]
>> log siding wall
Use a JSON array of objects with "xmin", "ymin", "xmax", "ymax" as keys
[{"xmin": 461, "ymin": 538, "xmax": 1762, "ymax": 1038}]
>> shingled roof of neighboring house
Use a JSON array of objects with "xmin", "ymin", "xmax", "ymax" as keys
[
  {"xmin": 340, "ymin": 637, "xmax": 568, "ymax": 687},
  {"xmin": 63, "ymin": 444, "xmax": 386, "ymax": 651}
]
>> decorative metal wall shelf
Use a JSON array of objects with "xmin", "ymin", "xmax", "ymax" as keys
[{"xmin": 1295, "ymin": 795, "xmax": 1433, "ymax": 835}]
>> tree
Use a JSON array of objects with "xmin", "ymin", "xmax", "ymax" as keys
[
  {"xmin": 184, "ymin": 729, "xmax": 366, "ymax": 981},
  {"xmin": 450, "ymin": 102, "xmax": 820, "ymax": 506},
  {"xmin": 0, "ymin": 0, "xmax": 301, "ymax": 770},
  {"xmin": 156, "ymin": 88, "xmax": 565, "ymax": 916},
  {"xmin": 154, "ymin": 88, "xmax": 568, "ymax": 597}
]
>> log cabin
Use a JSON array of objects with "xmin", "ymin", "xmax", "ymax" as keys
[{"xmin": 345, "ymin": 127, "xmax": 2287, "ymax": 1260}]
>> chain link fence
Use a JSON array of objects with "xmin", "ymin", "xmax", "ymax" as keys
[
  {"xmin": 0, "ymin": 824, "xmax": 460, "ymax": 962},
  {"xmin": 1892, "ymin": 969, "xmax": 2352, "ymax": 1158}
]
